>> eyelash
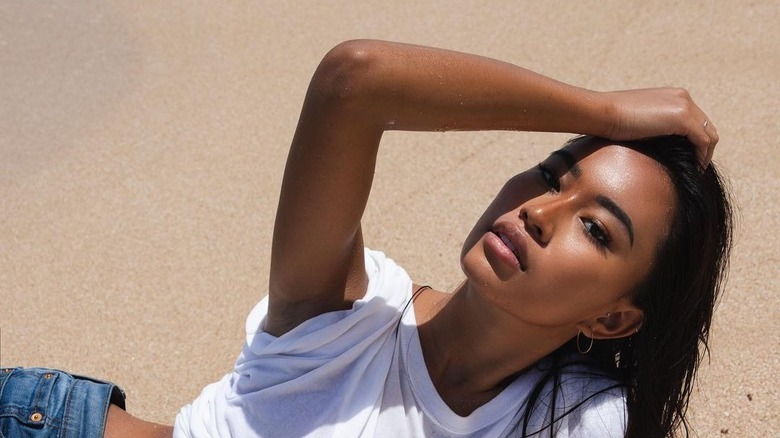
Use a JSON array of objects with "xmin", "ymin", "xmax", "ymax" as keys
[
  {"xmin": 537, "ymin": 163, "xmax": 611, "ymax": 249},
  {"xmin": 582, "ymin": 219, "xmax": 611, "ymax": 248},
  {"xmin": 537, "ymin": 163, "xmax": 560, "ymax": 193}
]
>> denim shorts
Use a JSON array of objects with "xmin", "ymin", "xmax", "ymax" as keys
[{"xmin": 0, "ymin": 367, "xmax": 126, "ymax": 438}]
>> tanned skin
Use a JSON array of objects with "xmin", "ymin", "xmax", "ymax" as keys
[{"xmin": 104, "ymin": 40, "xmax": 717, "ymax": 436}]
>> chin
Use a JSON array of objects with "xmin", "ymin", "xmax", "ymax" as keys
[{"xmin": 460, "ymin": 239, "xmax": 499, "ymax": 287}]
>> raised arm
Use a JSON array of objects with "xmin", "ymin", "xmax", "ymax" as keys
[{"xmin": 265, "ymin": 39, "xmax": 716, "ymax": 336}]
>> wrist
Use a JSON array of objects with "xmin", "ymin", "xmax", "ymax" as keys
[{"xmin": 579, "ymin": 90, "xmax": 616, "ymax": 139}]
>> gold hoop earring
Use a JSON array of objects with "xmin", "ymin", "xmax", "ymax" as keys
[{"xmin": 577, "ymin": 329, "xmax": 594, "ymax": 354}]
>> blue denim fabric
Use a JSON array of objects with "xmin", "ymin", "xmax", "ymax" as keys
[{"xmin": 0, "ymin": 367, "xmax": 125, "ymax": 438}]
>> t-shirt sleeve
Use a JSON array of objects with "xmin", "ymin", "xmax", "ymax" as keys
[
  {"xmin": 174, "ymin": 249, "xmax": 414, "ymax": 438},
  {"xmin": 235, "ymin": 248, "xmax": 413, "ymax": 372}
]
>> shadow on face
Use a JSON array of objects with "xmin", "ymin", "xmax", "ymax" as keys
[{"xmin": 458, "ymin": 136, "xmax": 677, "ymax": 330}]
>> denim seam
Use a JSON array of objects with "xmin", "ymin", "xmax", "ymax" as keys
[
  {"xmin": 0, "ymin": 369, "xmax": 9, "ymax": 407},
  {"xmin": 0, "ymin": 369, "xmax": 8, "ymax": 438},
  {"xmin": 32, "ymin": 370, "xmax": 46, "ymax": 416},
  {"xmin": 101, "ymin": 384, "xmax": 114, "ymax": 437},
  {"xmin": 61, "ymin": 375, "xmax": 76, "ymax": 438}
]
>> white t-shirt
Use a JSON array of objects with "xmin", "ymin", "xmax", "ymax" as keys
[{"xmin": 174, "ymin": 249, "xmax": 626, "ymax": 437}]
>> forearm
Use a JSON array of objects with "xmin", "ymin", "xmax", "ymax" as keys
[{"xmin": 311, "ymin": 39, "xmax": 612, "ymax": 136}]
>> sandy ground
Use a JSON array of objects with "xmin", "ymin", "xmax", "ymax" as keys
[{"xmin": 1, "ymin": 1, "xmax": 777, "ymax": 435}]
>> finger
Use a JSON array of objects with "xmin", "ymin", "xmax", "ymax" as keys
[
  {"xmin": 689, "ymin": 124, "xmax": 711, "ymax": 166},
  {"xmin": 703, "ymin": 142, "xmax": 714, "ymax": 168},
  {"xmin": 699, "ymin": 119, "xmax": 717, "ymax": 168},
  {"xmin": 708, "ymin": 122, "xmax": 719, "ymax": 147}
]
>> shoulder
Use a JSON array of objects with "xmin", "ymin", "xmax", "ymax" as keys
[
  {"xmin": 358, "ymin": 248, "xmax": 414, "ymax": 306},
  {"xmin": 561, "ymin": 387, "xmax": 626, "ymax": 437},
  {"xmin": 524, "ymin": 357, "xmax": 627, "ymax": 437},
  {"xmin": 556, "ymin": 363, "xmax": 627, "ymax": 437},
  {"xmin": 245, "ymin": 248, "xmax": 413, "ymax": 345}
]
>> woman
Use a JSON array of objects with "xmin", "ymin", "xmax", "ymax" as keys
[{"xmin": 1, "ymin": 40, "xmax": 731, "ymax": 438}]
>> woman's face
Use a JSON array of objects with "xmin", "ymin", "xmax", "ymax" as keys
[{"xmin": 460, "ymin": 140, "xmax": 676, "ymax": 329}]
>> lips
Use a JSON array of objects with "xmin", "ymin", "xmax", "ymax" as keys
[
  {"xmin": 489, "ymin": 225, "xmax": 528, "ymax": 272},
  {"xmin": 499, "ymin": 233, "xmax": 519, "ymax": 258}
]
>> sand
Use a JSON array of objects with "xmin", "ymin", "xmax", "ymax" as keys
[{"xmin": 1, "ymin": 1, "xmax": 777, "ymax": 435}]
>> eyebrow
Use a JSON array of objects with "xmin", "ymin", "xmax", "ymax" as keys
[
  {"xmin": 550, "ymin": 150, "xmax": 582, "ymax": 178},
  {"xmin": 596, "ymin": 195, "xmax": 635, "ymax": 247},
  {"xmin": 550, "ymin": 149, "xmax": 635, "ymax": 247}
]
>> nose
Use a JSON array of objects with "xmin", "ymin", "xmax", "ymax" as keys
[{"xmin": 520, "ymin": 197, "xmax": 568, "ymax": 246}]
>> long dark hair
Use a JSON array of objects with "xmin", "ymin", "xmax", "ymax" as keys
[{"xmin": 519, "ymin": 135, "xmax": 734, "ymax": 438}]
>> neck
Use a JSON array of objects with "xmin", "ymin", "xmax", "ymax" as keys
[{"xmin": 414, "ymin": 281, "xmax": 575, "ymax": 413}]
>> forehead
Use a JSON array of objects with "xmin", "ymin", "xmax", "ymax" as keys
[{"xmin": 561, "ymin": 140, "xmax": 676, "ymax": 249}]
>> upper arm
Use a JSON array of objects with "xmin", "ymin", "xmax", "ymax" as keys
[{"xmin": 266, "ymin": 41, "xmax": 386, "ymax": 336}]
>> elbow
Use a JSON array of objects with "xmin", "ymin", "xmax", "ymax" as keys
[{"xmin": 308, "ymin": 40, "xmax": 383, "ymax": 104}]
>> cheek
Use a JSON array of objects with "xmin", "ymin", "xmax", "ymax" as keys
[
  {"xmin": 533, "ymin": 229, "xmax": 624, "ymax": 302},
  {"xmin": 549, "ymin": 224, "xmax": 594, "ymax": 263}
]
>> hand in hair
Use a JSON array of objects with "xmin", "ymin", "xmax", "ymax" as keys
[{"xmin": 600, "ymin": 88, "xmax": 718, "ymax": 167}]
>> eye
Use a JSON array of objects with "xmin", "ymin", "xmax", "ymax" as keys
[
  {"xmin": 537, "ymin": 163, "xmax": 560, "ymax": 193},
  {"xmin": 582, "ymin": 218, "xmax": 611, "ymax": 248}
]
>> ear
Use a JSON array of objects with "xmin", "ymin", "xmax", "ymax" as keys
[{"xmin": 589, "ymin": 302, "xmax": 644, "ymax": 340}]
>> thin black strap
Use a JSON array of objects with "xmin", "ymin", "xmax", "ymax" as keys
[
  {"xmin": 395, "ymin": 285, "xmax": 432, "ymax": 337},
  {"xmin": 412, "ymin": 285, "xmax": 432, "ymax": 301}
]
